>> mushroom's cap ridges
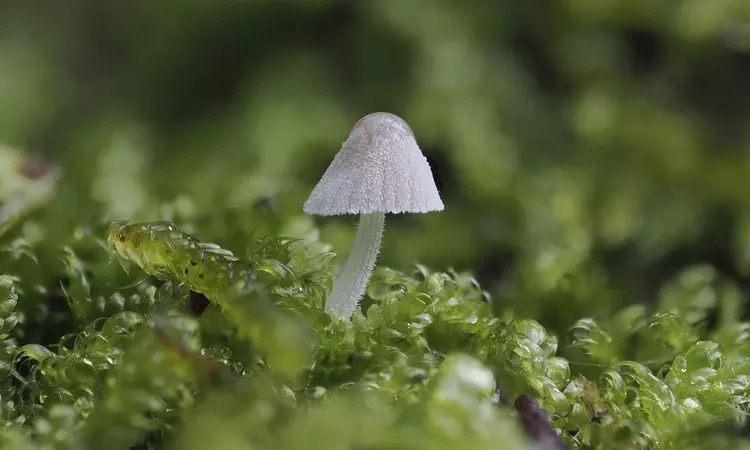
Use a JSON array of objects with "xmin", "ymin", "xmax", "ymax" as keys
[{"xmin": 304, "ymin": 112, "xmax": 444, "ymax": 216}]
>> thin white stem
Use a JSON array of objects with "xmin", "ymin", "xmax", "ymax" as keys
[{"xmin": 325, "ymin": 212, "xmax": 385, "ymax": 319}]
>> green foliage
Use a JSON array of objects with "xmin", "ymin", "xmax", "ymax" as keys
[
  {"xmin": 2, "ymin": 2, "xmax": 750, "ymax": 448},
  {"xmin": 0, "ymin": 198, "xmax": 748, "ymax": 449},
  {"xmin": 1, "ymin": 150, "xmax": 750, "ymax": 448}
]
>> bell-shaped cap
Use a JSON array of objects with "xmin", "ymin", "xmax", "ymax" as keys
[{"xmin": 304, "ymin": 112, "xmax": 444, "ymax": 215}]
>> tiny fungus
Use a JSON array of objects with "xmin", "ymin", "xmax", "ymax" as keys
[{"xmin": 304, "ymin": 112, "xmax": 444, "ymax": 319}]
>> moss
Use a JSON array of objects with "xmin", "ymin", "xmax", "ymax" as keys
[{"xmin": 0, "ymin": 201, "xmax": 746, "ymax": 450}]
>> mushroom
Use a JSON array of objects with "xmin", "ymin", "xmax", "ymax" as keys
[{"xmin": 304, "ymin": 112, "xmax": 444, "ymax": 319}]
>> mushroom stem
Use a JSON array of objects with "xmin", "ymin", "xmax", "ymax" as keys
[{"xmin": 325, "ymin": 212, "xmax": 385, "ymax": 319}]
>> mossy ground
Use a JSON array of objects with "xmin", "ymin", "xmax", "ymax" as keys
[
  {"xmin": 0, "ymin": 146, "xmax": 748, "ymax": 450},
  {"xmin": 2, "ymin": 3, "xmax": 750, "ymax": 448}
]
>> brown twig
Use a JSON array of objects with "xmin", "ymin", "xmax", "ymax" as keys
[{"xmin": 514, "ymin": 394, "xmax": 568, "ymax": 450}]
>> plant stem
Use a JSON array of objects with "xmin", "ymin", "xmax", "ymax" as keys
[{"xmin": 325, "ymin": 212, "xmax": 385, "ymax": 319}]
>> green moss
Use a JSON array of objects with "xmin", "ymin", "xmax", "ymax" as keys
[
  {"xmin": 4, "ymin": 2, "xmax": 750, "ymax": 447},
  {"xmin": 0, "ymin": 207, "xmax": 747, "ymax": 449}
]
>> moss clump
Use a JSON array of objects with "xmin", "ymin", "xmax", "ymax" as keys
[
  {"xmin": 0, "ymin": 203, "xmax": 747, "ymax": 450},
  {"xmin": 0, "ymin": 135, "xmax": 746, "ymax": 450}
]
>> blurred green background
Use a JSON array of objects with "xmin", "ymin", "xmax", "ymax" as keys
[{"xmin": 2, "ymin": 0, "xmax": 750, "ymax": 334}]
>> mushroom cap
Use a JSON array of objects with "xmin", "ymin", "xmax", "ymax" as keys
[{"xmin": 304, "ymin": 112, "xmax": 444, "ymax": 216}]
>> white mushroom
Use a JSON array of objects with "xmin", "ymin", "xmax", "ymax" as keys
[{"xmin": 304, "ymin": 112, "xmax": 444, "ymax": 319}]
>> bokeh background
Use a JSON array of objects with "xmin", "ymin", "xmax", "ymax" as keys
[{"xmin": 2, "ymin": 0, "xmax": 750, "ymax": 334}]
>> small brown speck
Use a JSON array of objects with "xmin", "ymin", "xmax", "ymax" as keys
[
  {"xmin": 19, "ymin": 157, "xmax": 54, "ymax": 180},
  {"xmin": 188, "ymin": 291, "xmax": 211, "ymax": 316}
]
